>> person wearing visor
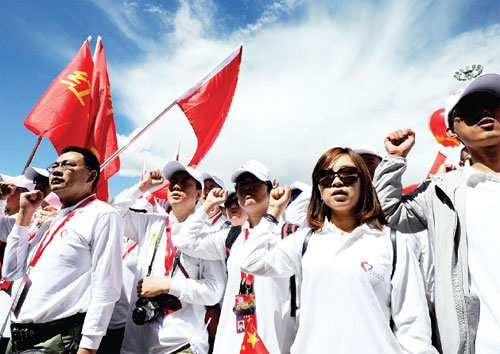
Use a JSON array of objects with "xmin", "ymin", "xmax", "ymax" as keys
[
  {"xmin": 353, "ymin": 144, "xmax": 383, "ymax": 180},
  {"xmin": 111, "ymin": 161, "xmax": 225, "ymax": 354},
  {"xmin": 200, "ymin": 173, "xmax": 228, "ymax": 230},
  {"xmin": 177, "ymin": 160, "xmax": 296, "ymax": 354},
  {"xmin": 374, "ymin": 73, "xmax": 500, "ymax": 353},
  {"xmin": 240, "ymin": 148, "xmax": 437, "ymax": 354}
]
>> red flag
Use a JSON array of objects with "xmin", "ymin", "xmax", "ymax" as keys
[
  {"xmin": 403, "ymin": 150, "xmax": 447, "ymax": 194},
  {"xmin": 239, "ymin": 318, "xmax": 269, "ymax": 354},
  {"xmin": 24, "ymin": 39, "xmax": 94, "ymax": 153},
  {"xmin": 429, "ymin": 109, "xmax": 460, "ymax": 147},
  {"xmin": 177, "ymin": 45, "xmax": 242, "ymax": 168},
  {"xmin": 88, "ymin": 37, "xmax": 120, "ymax": 201},
  {"xmin": 426, "ymin": 150, "xmax": 447, "ymax": 179}
]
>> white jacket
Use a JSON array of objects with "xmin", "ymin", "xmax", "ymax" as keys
[{"xmin": 241, "ymin": 218, "xmax": 438, "ymax": 354}]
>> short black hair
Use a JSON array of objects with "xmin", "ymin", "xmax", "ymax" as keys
[{"xmin": 61, "ymin": 146, "xmax": 100, "ymax": 191}]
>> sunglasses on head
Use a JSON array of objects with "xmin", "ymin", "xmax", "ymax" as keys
[{"xmin": 316, "ymin": 166, "xmax": 359, "ymax": 186}]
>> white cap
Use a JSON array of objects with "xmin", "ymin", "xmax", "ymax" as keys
[
  {"xmin": 230, "ymin": 159, "xmax": 272, "ymax": 183},
  {"xmin": 0, "ymin": 174, "xmax": 35, "ymax": 191},
  {"xmin": 353, "ymin": 144, "xmax": 382, "ymax": 159},
  {"xmin": 290, "ymin": 181, "xmax": 311, "ymax": 192},
  {"xmin": 201, "ymin": 173, "xmax": 225, "ymax": 190},
  {"xmin": 445, "ymin": 73, "xmax": 500, "ymax": 128},
  {"xmin": 162, "ymin": 161, "xmax": 204, "ymax": 192},
  {"xmin": 24, "ymin": 166, "xmax": 50, "ymax": 181},
  {"xmin": 444, "ymin": 89, "xmax": 464, "ymax": 128}
]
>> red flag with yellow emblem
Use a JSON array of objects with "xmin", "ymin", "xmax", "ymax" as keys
[
  {"xmin": 88, "ymin": 37, "xmax": 120, "ymax": 201},
  {"xmin": 240, "ymin": 318, "xmax": 269, "ymax": 354},
  {"xmin": 24, "ymin": 38, "xmax": 94, "ymax": 153}
]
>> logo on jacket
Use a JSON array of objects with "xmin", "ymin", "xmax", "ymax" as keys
[{"xmin": 360, "ymin": 261, "xmax": 385, "ymax": 281}]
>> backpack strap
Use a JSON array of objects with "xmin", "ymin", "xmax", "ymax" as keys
[
  {"xmin": 281, "ymin": 223, "xmax": 300, "ymax": 317},
  {"xmin": 225, "ymin": 225, "xmax": 242, "ymax": 261},
  {"xmin": 390, "ymin": 228, "xmax": 397, "ymax": 279},
  {"xmin": 171, "ymin": 250, "xmax": 190, "ymax": 279},
  {"xmin": 302, "ymin": 229, "xmax": 314, "ymax": 256}
]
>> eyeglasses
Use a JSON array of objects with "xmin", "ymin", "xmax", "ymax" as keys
[
  {"xmin": 47, "ymin": 161, "xmax": 87, "ymax": 173},
  {"xmin": 316, "ymin": 167, "xmax": 359, "ymax": 186}
]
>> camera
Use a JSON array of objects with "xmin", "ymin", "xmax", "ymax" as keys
[{"xmin": 132, "ymin": 294, "xmax": 182, "ymax": 325}]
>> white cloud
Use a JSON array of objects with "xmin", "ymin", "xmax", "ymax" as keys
[{"xmin": 106, "ymin": 0, "xmax": 500, "ymax": 189}]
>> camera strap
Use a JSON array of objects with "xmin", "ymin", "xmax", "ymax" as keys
[
  {"xmin": 146, "ymin": 216, "xmax": 170, "ymax": 277},
  {"xmin": 171, "ymin": 251, "xmax": 190, "ymax": 279}
]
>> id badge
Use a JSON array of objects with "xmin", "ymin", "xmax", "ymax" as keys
[
  {"xmin": 233, "ymin": 293, "xmax": 257, "ymax": 333},
  {"xmin": 11, "ymin": 274, "xmax": 32, "ymax": 318}
]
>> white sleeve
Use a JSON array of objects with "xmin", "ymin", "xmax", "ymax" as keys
[
  {"xmin": 391, "ymin": 233, "xmax": 438, "ymax": 354},
  {"xmin": 2, "ymin": 225, "xmax": 31, "ymax": 280},
  {"xmin": 0, "ymin": 203, "xmax": 16, "ymax": 242},
  {"xmin": 169, "ymin": 257, "xmax": 226, "ymax": 306},
  {"xmin": 176, "ymin": 208, "xmax": 228, "ymax": 262},
  {"xmin": 240, "ymin": 219, "xmax": 303, "ymax": 279},
  {"xmin": 110, "ymin": 186, "xmax": 164, "ymax": 243},
  {"xmin": 79, "ymin": 211, "xmax": 124, "ymax": 350}
]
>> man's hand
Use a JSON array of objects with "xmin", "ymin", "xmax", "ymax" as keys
[
  {"xmin": 0, "ymin": 182, "xmax": 16, "ymax": 201},
  {"xmin": 201, "ymin": 188, "xmax": 228, "ymax": 215},
  {"xmin": 16, "ymin": 191, "xmax": 44, "ymax": 226},
  {"xmin": 77, "ymin": 348, "xmax": 96, "ymax": 354},
  {"xmin": 436, "ymin": 163, "xmax": 457, "ymax": 174},
  {"xmin": 137, "ymin": 276, "xmax": 171, "ymax": 297},
  {"xmin": 384, "ymin": 128, "xmax": 415, "ymax": 158},
  {"xmin": 267, "ymin": 185, "xmax": 291, "ymax": 219},
  {"xmin": 37, "ymin": 205, "xmax": 58, "ymax": 225},
  {"xmin": 138, "ymin": 170, "xmax": 165, "ymax": 193}
]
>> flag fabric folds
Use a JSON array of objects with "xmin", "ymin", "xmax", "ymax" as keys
[
  {"xmin": 239, "ymin": 318, "xmax": 270, "ymax": 354},
  {"xmin": 177, "ymin": 45, "xmax": 243, "ymax": 168},
  {"xmin": 23, "ymin": 37, "xmax": 120, "ymax": 202},
  {"xmin": 89, "ymin": 37, "xmax": 120, "ymax": 201},
  {"xmin": 24, "ymin": 39, "xmax": 94, "ymax": 153}
]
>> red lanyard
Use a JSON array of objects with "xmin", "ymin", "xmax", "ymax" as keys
[
  {"xmin": 240, "ymin": 229, "xmax": 253, "ymax": 286},
  {"xmin": 122, "ymin": 240, "xmax": 137, "ymax": 260},
  {"xmin": 211, "ymin": 212, "xmax": 223, "ymax": 225},
  {"xmin": 29, "ymin": 195, "xmax": 96, "ymax": 269},
  {"xmin": 164, "ymin": 219, "xmax": 176, "ymax": 276}
]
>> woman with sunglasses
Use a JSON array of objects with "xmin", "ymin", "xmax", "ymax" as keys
[
  {"xmin": 239, "ymin": 148, "xmax": 437, "ymax": 354},
  {"xmin": 177, "ymin": 160, "xmax": 296, "ymax": 354}
]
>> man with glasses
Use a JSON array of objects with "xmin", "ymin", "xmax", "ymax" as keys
[
  {"xmin": 2, "ymin": 146, "xmax": 123, "ymax": 354},
  {"xmin": 374, "ymin": 73, "xmax": 500, "ymax": 353}
]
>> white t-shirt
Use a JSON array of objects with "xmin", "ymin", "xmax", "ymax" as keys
[
  {"xmin": 465, "ymin": 167, "xmax": 500, "ymax": 353},
  {"xmin": 241, "ymin": 219, "xmax": 438, "ymax": 354}
]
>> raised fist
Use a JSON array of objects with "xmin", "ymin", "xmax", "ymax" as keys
[
  {"xmin": 138, "ymin": 169, "xmax": 165, "ymax": 193},
  {"xmin": 384, "ymin": 128, "xmax": 415, "ymax": 158},
  {"xmin": 0, "ymin": 182, "xmax": 16, "ymax": 200}
]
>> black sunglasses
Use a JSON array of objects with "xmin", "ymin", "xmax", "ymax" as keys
[
  {"xmin": 224, "ymin": 196, "xmax": 239, "ymax": 208},
  {"xmin": 317, "ymin": 167, "xmax": 359, "ymax": 186}
]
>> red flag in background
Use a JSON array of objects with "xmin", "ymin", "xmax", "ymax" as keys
[
  {"xmin": 177, "ymin": 45, "xmax": 242, "ymax": 168},
  {"xmin": 239, "ymin": 318, "xmax": 269, "ymax": 354},
  {"xmin": 24, "ymin": 39, "xmax": 94, "ymax": 153},
  {"xmin": 89, "ymin": 37, "xmax": 120, "ymax": 201},
  {"xmin": 403, "ymin": 150, "xmax": 447, "ymax": 194},
  {"xmin": 429, "ymin": 109, "xmax": 460, "ymax": 147}
]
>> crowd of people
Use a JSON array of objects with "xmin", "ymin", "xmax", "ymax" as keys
[{"xmin": 0, "ymin": 73, "xmax": 499, "ymax": 354}]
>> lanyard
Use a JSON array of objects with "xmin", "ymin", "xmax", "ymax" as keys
[
  {"xmin": 240, "ymin": 229, "xmax": 254, "ymax": 287},
  {"xmin": 211, "ymin": 212, "xmax": 223, "ymax": 226},
  {"xmin": 122, "ymin": 240, "xmax": 137, "ymax": 260},
  {"xmin": 29, "ymin": 195, "xmax": 96, "ymax": 269},
  {"xmin": 146, "ymin": 217, "xmax": 176, "ymax": 277}
]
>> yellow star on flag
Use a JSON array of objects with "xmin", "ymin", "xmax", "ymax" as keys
[
  {"xmin": 247, "ymin": 331, "xmax": 260, "ymax": 348},
  {"xmin": 241, "ymin": 345, "xmax": 246, "ymax": 351}
]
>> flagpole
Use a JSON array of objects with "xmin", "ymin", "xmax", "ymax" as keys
[
  {"xmin": 100, "ymin": 101, "xmax": 177, "ymax": 171},
  {"xmin": 22, "ymin": 136, "xmax": 43, "ymax": 173}
]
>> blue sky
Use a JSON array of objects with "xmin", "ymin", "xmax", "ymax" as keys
[{"xmin": 2, "ymin": 0, "xmax": 500, "ymax": 198}]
